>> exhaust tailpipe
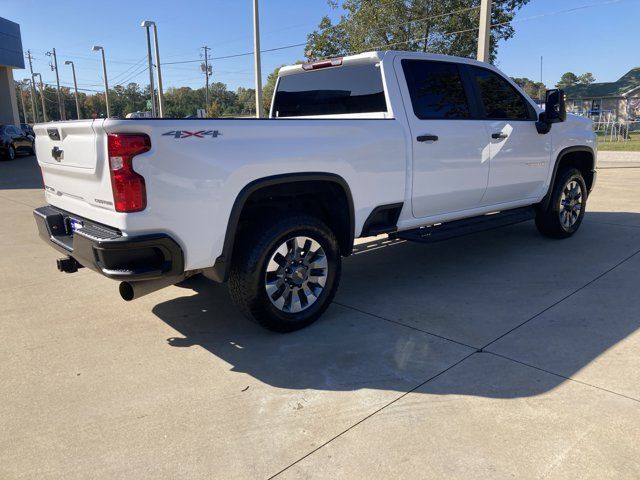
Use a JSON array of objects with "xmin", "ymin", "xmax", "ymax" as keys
[{"xmin": 119, "ymin": 275, "xmax": 185, "ymax": 301}]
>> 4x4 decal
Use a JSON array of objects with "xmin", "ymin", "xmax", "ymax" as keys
[{"xmin": 162, "ymin": 130, "xmax": 222, "ymax": 139}]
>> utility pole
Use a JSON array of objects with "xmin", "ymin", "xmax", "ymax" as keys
[
  {"xmin": 143, "ymin": 23, "xmax": 157, "ymax": 117},
  {"xmin": 65, "ymin": 61, "xmax": 81, "ymax": 119},
  {"xmin": 23, "ymin": 79, "xmax": 36, "ymax": 124},
  {"xmin": 253, "ymin": 0, "xmax": 263, "ymax": 118},
  {"xmin": 47, "ymin": 48, "xmax": 65, "ymax": 120},
  {"xmin": 18, "ymin": 82, "xmax": 28, "ymax": 123},
  {"xmin": 25, "ymin": 50, "xmax": 39, "ymax": 122},
  {"xmin": 201, "ymin": 46, "xmax": 211, "ymax": 113},
  {"xmin": 33, "ymin": 73, "xmax": 47, "ymax": 122},
  {"xmin": 476, "ymin": 0, "xmax": 492, "ymax": 63}
]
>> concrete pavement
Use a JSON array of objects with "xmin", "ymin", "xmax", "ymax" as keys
[
  {"xmin": 597, "ymin": 150, "xmax": 640, "ymax": 168},
  {"xmin": 1, "ymin": 156, "xmax": 639, "ymax": 479}
]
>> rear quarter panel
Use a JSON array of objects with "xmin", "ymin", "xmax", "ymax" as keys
[{"xmin": 103, "ymin": 118, "xmax": 407, "ymax": 270}]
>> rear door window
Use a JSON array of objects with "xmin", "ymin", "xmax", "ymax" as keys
[
  {"xmin": 401, "ymin": 60, "xmax": 471, "ymax": 119},
  {"xmin": 469, "ymin": 66, "xmax": 535, "ymax": 120},
  {"xmin": 273, "ymin": 63, "xmax": 387, "ymax": 117}
]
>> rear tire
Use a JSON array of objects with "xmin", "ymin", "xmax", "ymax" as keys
[
  {"xmin": 228, "ymin": 214, "xmax": 341, "ymax": 333},
  {"xmin": 6, "ymin": 144, "xmax": 16, "ymax": 160},
  {"xmin": 535, "ymin": 168, "xmax": 587, "ymax": 238}
]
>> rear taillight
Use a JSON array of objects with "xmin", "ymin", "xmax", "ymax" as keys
[
  {"xmin": 107, "ymin": 133, "xmax": 151, "ymax": 212},
  {"xmin": 301, "ymin": 57, "xmax": 343, "ymax": 70}
]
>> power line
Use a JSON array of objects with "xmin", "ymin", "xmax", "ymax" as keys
[
  {"xmin": 344, "ymin": 0, "xmax": 627, "ymax": 56},
  {"xmin": 114, "ymin": 65, "xmax": 149, "ymax": 87},
  {"xmin": 109, "ymin": 55, "xmax": 148, "ymax": 83},
  {"xmin": 161, "ymin": 5, "xmax": 483, "ymax": 65},
  {"xmin": 163, "ymin": 42, "xmax": 307, "ymax": 65},
  {"xmin": 41, "ymin": 81, "xmax": 101, "ymax": 93},
  {"xmin": 33, "ymin": 50, "xmax": 143, "ymax": 65}
]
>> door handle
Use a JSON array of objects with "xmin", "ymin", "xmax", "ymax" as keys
[
  {"xmin": 491, "ymin": 132, "xmax": 508, "ymax": 139},
  {"xmin": 417, "ymin": 134, "xmax": 439, "ymax": 142}
]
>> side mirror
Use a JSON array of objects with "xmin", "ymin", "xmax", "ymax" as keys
[
  {"xmin": 544, "ymin": 89, "xmax": 566, "ymax": 123},
  {"xmin": 536, "ymin": 89, "xmax": 566, "ymax": 134}
]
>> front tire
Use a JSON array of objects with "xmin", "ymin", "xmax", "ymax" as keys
[
  {"xmin": 535, "ymin": 168, "xmax": 587, "ymax": 238},
  {"xmin": 228, "ymin": 214, "xmax": 341, "ymax": 333}
]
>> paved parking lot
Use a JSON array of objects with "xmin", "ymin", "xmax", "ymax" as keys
[{"xmin": 1, "ymin": 155, "xmax": 639, "ymax": 479}]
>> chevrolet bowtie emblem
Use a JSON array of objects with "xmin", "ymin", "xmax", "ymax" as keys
[{"xmin": 51, "ymin": 146, "xmax": 63, "ymax": 161}]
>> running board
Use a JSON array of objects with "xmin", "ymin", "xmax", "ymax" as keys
[{"xmin": 393, "ymin": 206, "xmax": 536, "ymax": 244}]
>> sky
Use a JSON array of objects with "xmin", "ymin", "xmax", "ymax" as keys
[{"xmin": 2, "ymin": 0, "xmax": 639, "ymax": 94}]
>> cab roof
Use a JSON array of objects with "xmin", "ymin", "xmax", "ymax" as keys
[{"xmin": 277, "ymin": 50, "xmax": 498, "ymax": 77}]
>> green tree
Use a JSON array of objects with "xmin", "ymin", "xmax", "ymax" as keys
[
  {"xmin": 164, "ymin": 86, "xmax": 204, "ymax": 117},
  {"xmin": 262, "ymin": 66, "xmax": 283, "ymax": 116},
  {"xmin": 557, "ymin": 72, "xmax": 579, "ymax": 89},
  {"xmin": 19, "ymin": 79, "xmax": 275, "ymax": 121},
  {"xmin": 512, "ymin": 77, "xmax": 546, "ymax": 101},
  {"xmin": 236, "ymin": 87, "xmax": 256, "ymax": 116},
  {"xmin": 305, "ymin": 0, "xmax": 531, "ymax": 63},
  {"xmin": 577, "ymin": 72, "xmax": 595, "ymax": 85},
  {"xmin": 84, "ymin": 92, "xmax": 106, "ymax": 118},
  {"xmin": 206, "ymin": 101, "xmax": 222, "ymax": 118}
]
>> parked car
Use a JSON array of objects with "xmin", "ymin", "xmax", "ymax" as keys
[
  {"xmin": 20, "ymin": 123, "xmax": 35, "ymax": 137},
  {"xmin": 1, "ymin": 124, "xmax": 34, "ymax": 160},
  {"xmin": 125, "ymin": 111, "xmax": 152, "ymax": 119},
  {"xmin": 32, "ymin": 51, "xmax": 596, "ymax": 332}
]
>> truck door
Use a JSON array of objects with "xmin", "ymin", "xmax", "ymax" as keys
[
  {"xmin": 466, "ymin": 65, "xmax": 551, "ymax": 205},
  {"xmin": 396, "ymin": 58, "xmax": 491, "ymax": 219}
]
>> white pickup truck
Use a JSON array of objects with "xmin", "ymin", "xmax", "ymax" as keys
[{"xmin": 33, "ymin": 51, "xmax": 597, "ymax": 332}]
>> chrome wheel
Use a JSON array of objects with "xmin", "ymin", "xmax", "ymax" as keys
[
  {"xmin": 559, "ymin": 179, "xmax": 583, "ymax": 230},
  {"xmin": 8, "ymin": 145, "xmax": 15, "ymax": 160},
  {"xmin": 264, "ymin": 236, "xmax": 328, "ymax": 313}
]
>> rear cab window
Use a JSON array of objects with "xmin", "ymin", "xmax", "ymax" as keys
[
  {"xmin": 401, "ymin": 59, "xmax": 471, "ymax": 119},
  {"xmin": 272, "ymin": 63, "xmax": 388, "ymax": 117}
]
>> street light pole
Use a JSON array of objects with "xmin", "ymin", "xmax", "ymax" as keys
[
  {"xmin": 141, "ymin": 21, "xmax": 164, "ymax": 117},
  {"xmin": 33, "ymin": 73, "xmax": 47, "ymax": 122},
  {"xmin": 65, "ymin": 61, "xmax": 81, "ymax": 119},
  {"xmin": 92, "ymin": 46, "xmax": 110, "ymax": 117},
  {"xmin": 47, "ymin": 48, "xmax": 65, "ymax": 120},
  {"xmin": 141, "ymin": 23, "xmax": 157, "ymax": 117},
  {"xmin": 253, "ymin": 0, "xmax": 263, "ymax": 118},
  {"xmin": 477, "ymin": 0, "xmax": 492, "ymax": 63},
  {"xmin": 153, "ymin": 23, "xmax": 164, "ymax": 118}
]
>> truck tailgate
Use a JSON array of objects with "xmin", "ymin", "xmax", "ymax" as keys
[{"xmin": 34, "ymin": 120, "xmax": 117, "ymax": 220}]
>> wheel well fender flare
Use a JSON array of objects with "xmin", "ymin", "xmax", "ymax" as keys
[
  {"xmin": 540, "ymin": 146, "xmax": 595, "ymax": 211},
  {"xmin": 210, "ymin": 172, "xmax": 355, "ymax": 283}
]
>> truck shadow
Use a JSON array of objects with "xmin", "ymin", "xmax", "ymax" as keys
[
  {"xmin": 0, "ymin": 155, "xmax": 43, "ymax": 190},
  {"xmin": 152, "ymin": 211, "xmax": 640, "ymax": 398}
]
